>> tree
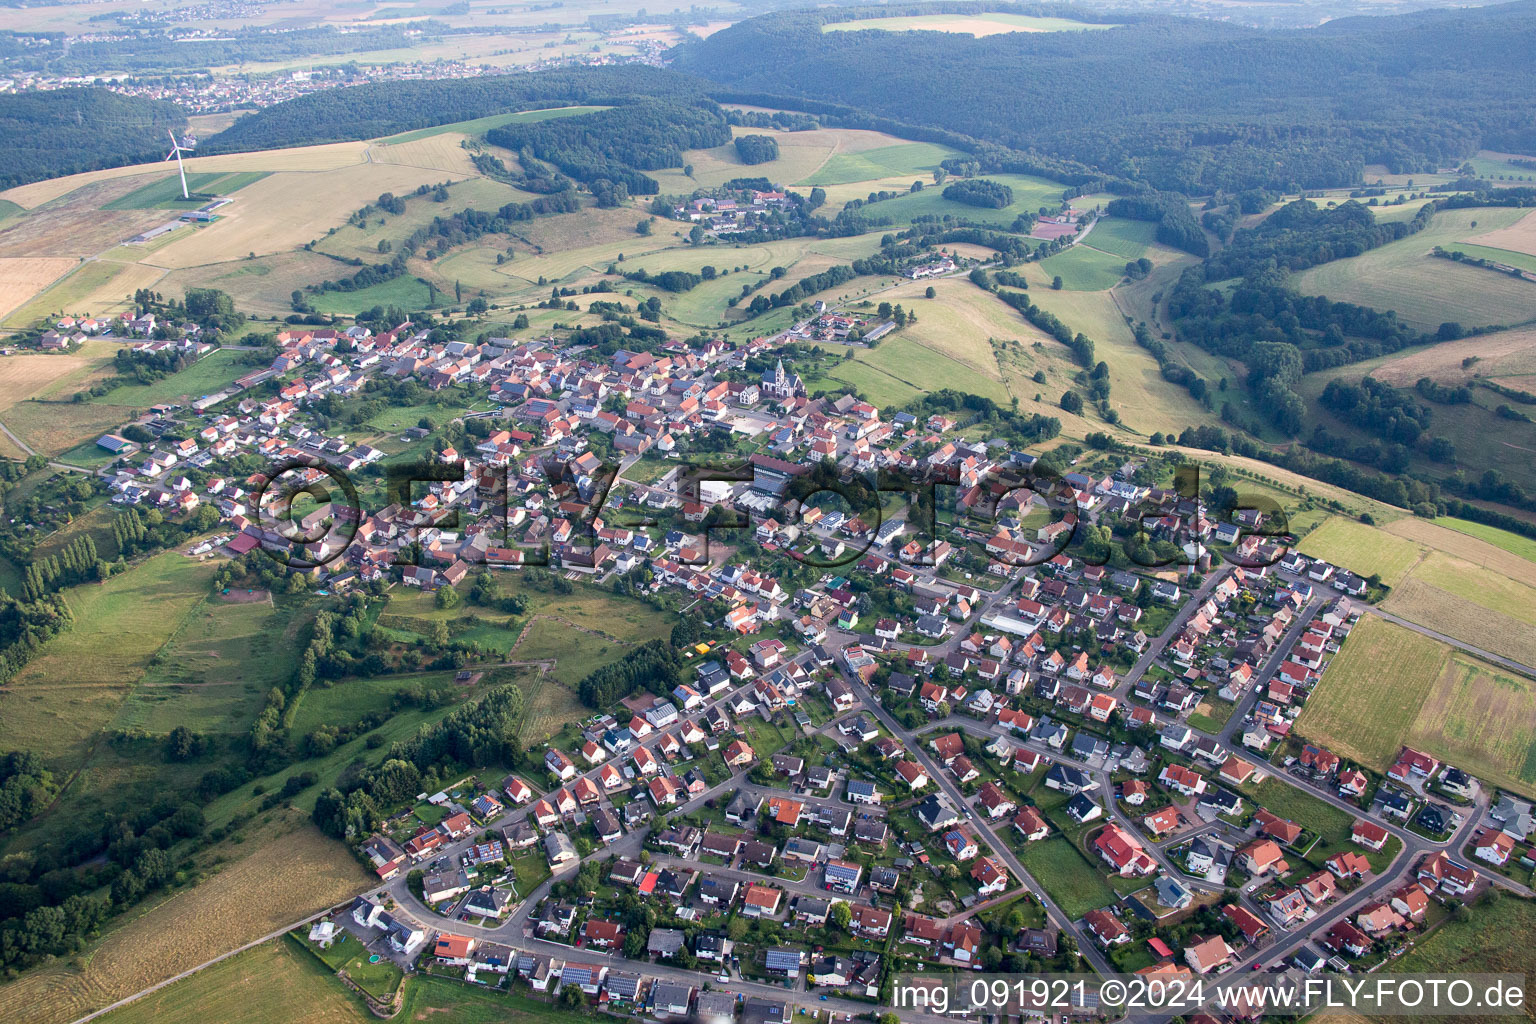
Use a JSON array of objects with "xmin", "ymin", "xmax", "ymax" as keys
[
  {"xmin": 925, "ymin": 286, "xmax": 936, "ymax": 298},
  {"xmin": 164, "ymin": 725, "xmax": 199, "ymax": 761},
  {"xmin": 435, "ymin": 585, "xmax": 460, "ymax": 609},
  {"xmin": 1052, "ymin": 275, "xmax": 1064, "ymax": 290},
  {"xmin": 636, "ymin": 218, "xmax": 653, "ymax": 236},
  {"xmin": 1060, "ymin": 390, "xmax": 1083, "ymax": 413},
  {"xmin": 829, "ymin": 900, "xmax": 851, "ymax": 931}
]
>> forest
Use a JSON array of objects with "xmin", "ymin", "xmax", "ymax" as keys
[
  {"xmin": 670, "ymin": 0, "xmax": 1536, "ymax": 193},
  {"xmin": 205, "ymin": 66, "xmax": 714, "ymax": 153},
  {"xmin": 486, "ymin": 99, "xmax": 733, "ymax": 195},
  {"xmin": 0, "ymin": 88, "xmax": 186, "ymax": 191}
]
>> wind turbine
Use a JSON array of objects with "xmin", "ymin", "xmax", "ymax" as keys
[{"xmin": 164, "ymin": 130, "xmax": 192, "ymax": 200}]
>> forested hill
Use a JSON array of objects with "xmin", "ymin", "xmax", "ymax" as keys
[
  {"xmin": 669, "ymin": 0, "xmax": 1536, "ymax": 194},
  {"xmin": 0, "ymin": 89, "xmax": 186, "ymax": 192},
  {"xmin": 206, "ymin": 66, "xmax": 714, "ymax": 153}
]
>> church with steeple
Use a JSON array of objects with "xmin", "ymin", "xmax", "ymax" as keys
[{"xmin": 760, "ymin": 357, "xmax": 805, "ymax": 400}]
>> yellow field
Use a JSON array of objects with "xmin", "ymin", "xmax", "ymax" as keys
[
  {"xmin": 152, "ymin": 162, "xmax": 475, "ymax": 268},
  {"xmin": 367, "ymin": 132, "xmax": 481, "ymax": 176},
  {"xmin": 1464, "ymin": 207, "xmax": 1536, "ymax": 258},
  {"xmin": 0, "ymin": 257, "xmax": 79, "ymax": 318},
  {"xmin": 5, "ymin": 817, "xmax": 370, "ymax": 1024},
  {"xmin": 1016, "ymin": 280, "xmax": 1216, "ymax": 437},
  {"xmin": 0, "ymin": 396, "xmax": 137, "ymax": 455},
  {"xmin": 0, "ymin": 142, "xmax": 373, "ymax": 209},
  {"xmin": 649, "ymin": 126, "xmax": 945, "ymax": 193},
  {"xmin": 161, "ymin": 250, "xmax": 347, "ymax": 314},
  {"xmin": 1385, "ymin": 577, "xmax": 1536, "ymax": 669},
  {"xmin": 1366, "ymin": 325, "xmax": 1536, "ymax": 387},
  {"xmin": 1295, "ymin": 616, "xmax": 1446, "ymax": 772},
  {"xmin": 0, "ymin": 346, "xmax": 115, "ymax": 410},
  {"xmin": 1386, "ymin": 516, "xmax": 1536, "ymax": 587},
  {"xmin": 1410, "ymin": 653, "xmax": 1536, "ymax": 797},
  {"xmin": 1297, "ymin": 516, "xmax": 1426, "ymax": 586}
]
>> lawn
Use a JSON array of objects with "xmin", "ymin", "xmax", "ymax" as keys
[
  {"xmin": 90, "ymin": 348, "xmax": 251, "ymax": 406},
  {"xmin": 1444, "ymin": 241, "xmax": 1536, "ymax": 274},
  {"xmin": 1239, "ymin": 776, "xmax": 1355, "ymax": 844},
  {"xmin": 1297, "ymin": 516, "xmax": 1426, "ymax": 588},
  {"xmin": 831, "ymin": 173, "xmax": 1065, "ymax": 229},
  {"xmin": 1035, "ymin": 244, "xmax": 1131, "ymax": 291},
  {"xmin": 1187, "ymin": 698, "xmax": 1235, "ymax": 734},
  {"xmin": 508, "ymin": 615, "xmax": 631, "ymax": 689},
  {"xmin": 1015, "ymin": 834, "xmax": 1119, "ymax": 920},
  {"xmin": 309, "ymin": 275, "xmax": 440, "ymax": 316}
]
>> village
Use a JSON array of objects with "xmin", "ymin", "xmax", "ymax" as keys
[{"xmin": 13, "ymin": 300, "xmax": 1517, "ymax": 1022}]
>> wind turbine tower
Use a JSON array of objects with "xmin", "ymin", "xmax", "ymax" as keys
[{"xmin": 165, "ymin": 130, "xmax": 192, "ymax": 200}]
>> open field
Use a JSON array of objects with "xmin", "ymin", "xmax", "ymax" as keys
[
  {"xmin": 151, "ymin": 161, "xmax": 477, "ymax": 268},
  {"xmin": 114, "ymin": 592, "xmax": 300, "ymax": 737},
  {"xmin": 1364, "ymin": 325, "xmax": 1536, "ymax": 387},
  {"xmin": 1035, "ymin": 243, "xmax": 1129, "ymax": 291},
  {"xmin": 0, "ymin": 256, "xmax": 79, "ymax": 318},
  {"xmin": 0, "ymin": 396, "xmax": 136, "ymax": 456},
  {"xmin": 1410, "ymin": 654, "xmax": 1536, "ymax": 795},
  {"xmin": 1460, "ymin": 206, "xmax": 1536, "ymax": 257},
  {"xmin": 308, "ymin": 274, "xmax": 438, "ymax": 316},
  {"xmin": 1443, "ymin": 242, "xmax": 1536, "ymax": 274},
  {"xmin": 99, "ymin": 937, "xmax": 365, "ymax": 1024},
  {"xmin": 1415, "ymin": 516, "xmax": 1536, "ymax": 567},
  {"xmin": 518, "ymin": 669, "xmax": 587, "ymax": 745},
  {"xmin": 91, "ymin": 348, "xmax": 251, "ymax": 407},
  {"xmin": 1015, "ymin": 835, "xmax": 1119, "ymax": 919},
  {"xmin": 0, "ymin": 347, "xmax": 114, "ymax": 409},
  {"xmin": 1297, "ymin": 615, "xmax": 1536, "ymax": 796},
  {"xmin": 316, "ymin": 176, "xmax": 541, "ymax": 263},
  {"xmin": 1291, "ymin": 207, "xmax": 1536, "ymax": 330},
  {"xmin": 1294, "ymin": 615, "xmax": 1445, "ymax": 772},
  {"xmin": 830, "ymin": 173, "xmax": 1064, "ymax": 229},
  {"xmin": 797, "ymin": 141, "xmax": 962, "ymax": 187},
  {"xmin": 0, "ymin": 141, "xmax": 374, "ymax": 210},
  {"xmin": 822, "ymin": 12, "xmax": 1119, "ymax": 34},
  {"xmin": 161, "ymin": 249, "xmax": 346, "ymax": 313},
  {"xmin": 1021, "ymin": 282, "xmax": 1217, "ymax": 438},
  {"xmin": 1383, "ymin": 572, "xmax": 1536, "ymax": 670},
  {"xmin": 0, "ymin": 553, "xmax": 216, "ymax": 773},
  {"xmin": 1297, "ymin": 516, "xmax": 1426, "ymax": 587},
  {"xmin": 650, "ymin": 127, "xmax": 959, "ymax": 194},
  {"xmin": 102, "ymin": 171, "xmax": 270, "ymax": 211},
  {"xmin": 2, "ymin": 260, "xmax": 128, "ymax": 327},
  {"xmin": 510, "ymin": 615, "xmax": 632, "ymax": 689},
  {"xmin": 5, "ymin": 817, "xmax": 370, "ymax": 1024},
  {"xmin": 1080, "ymin": 217, "xmax": 1157, "ymax": 259},
  {"xmin": 1372, "ymin": 893, "xmax": 1536, "ymax": 1022}
]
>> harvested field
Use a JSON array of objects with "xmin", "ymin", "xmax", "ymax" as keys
[
  {"xmin": 1294, "ymin": 615, "xmax": 1445, "ymax": 773},
  {"xmin": 0, "ymin": 176, "xmax": 183, "ymax": 259},
  {"xmin": 1366, "ymin": 325, "xmax": 1536, "ymax": 387},
  {"xmin": 1388, "ymin": 516, "xmax": 1536, "ymax": 584},
  {"xmin": 162, "ymin": 250, "xmax": 348, "ymax": 314},
  {"xmin": 0, "ymin": 396, "xmax": 137, "ymax": 456},
  {"xmin": 151, "ymin": 162, "xmax": 472, "ymax": 268},
  {"xmin": 4, "ymin": 817, "xmax": 369, "ymax": 1024},
  {"xmin": 0, "ymin": 347, "xmax": 112, "ymax": 409},
  {"xmin": 1383, "ymin": 577, "xmax": 1536, "ymax": 670},
  {"xmin": 0, "ymin": 257, "xmax": 79, "ymax": 318},
  {"xmin": 1410, "ymin": 654, "xmax": 1536, "ymax": 795},
  {"xmin": 1464, "ymin": 207, "xmax": 1536, "ymax": 258},
  {"xmin": 1298, "ymin": 516, "xmax": 1426, "ymax": 587}
]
